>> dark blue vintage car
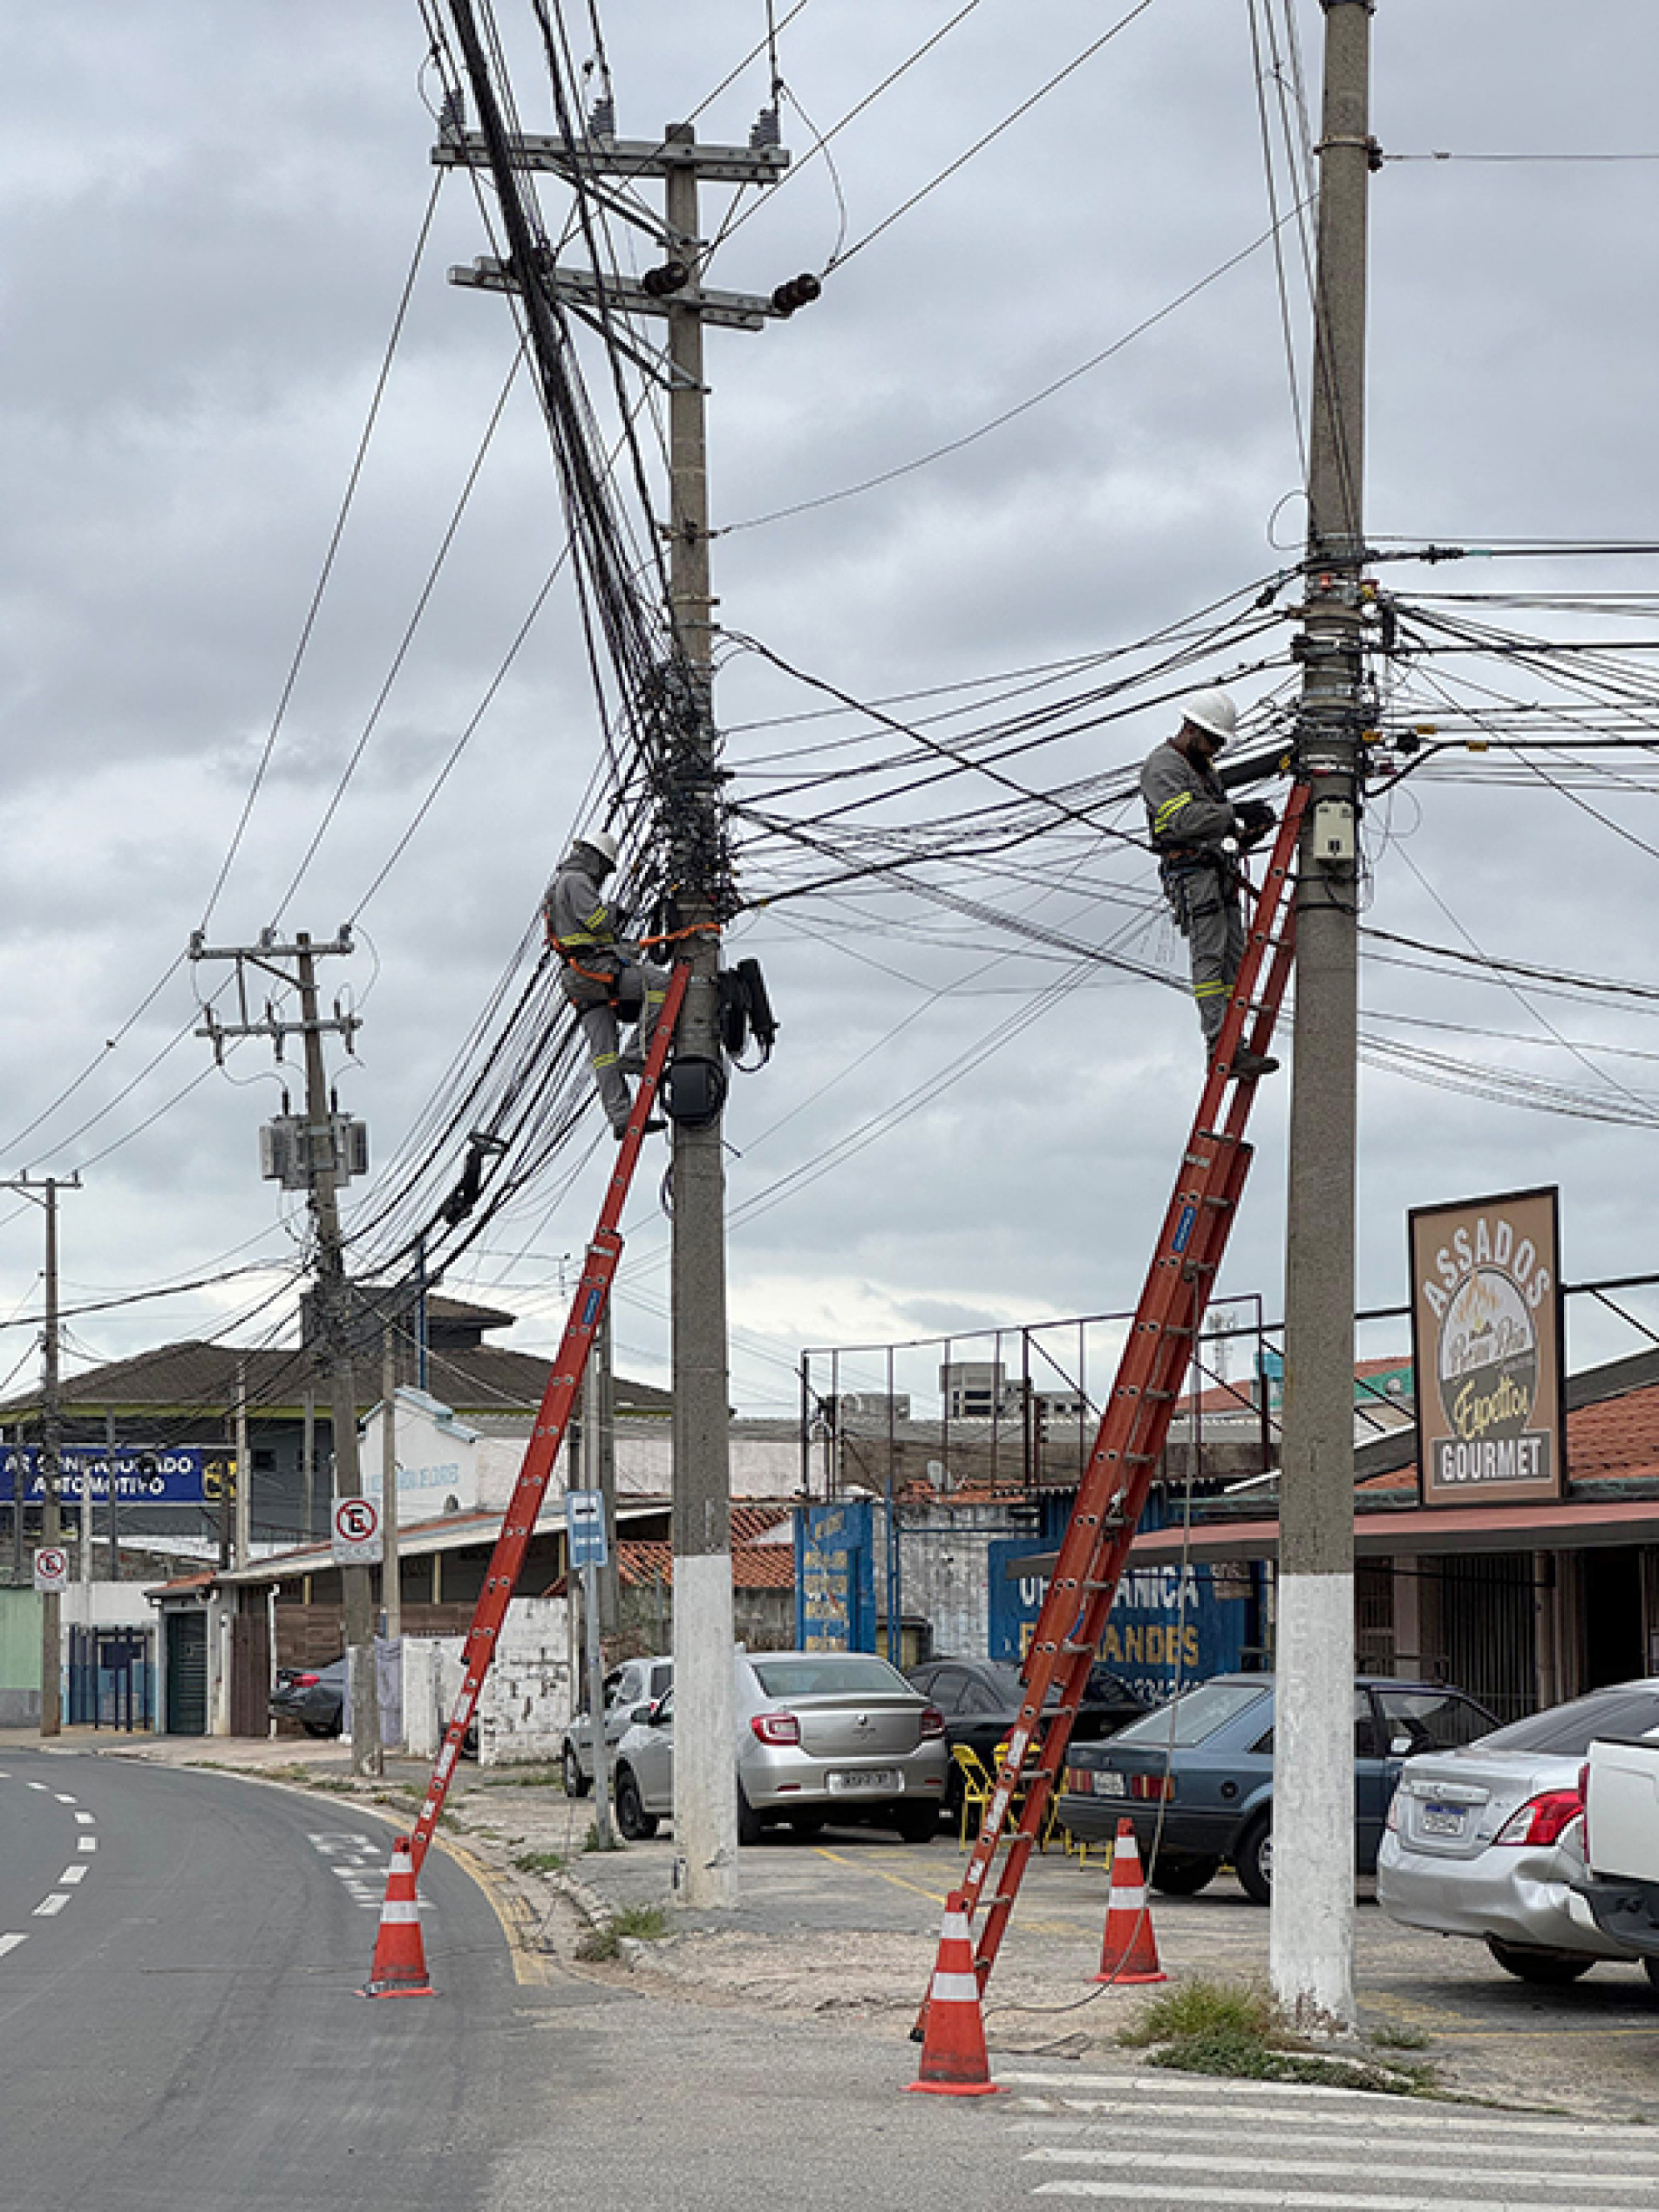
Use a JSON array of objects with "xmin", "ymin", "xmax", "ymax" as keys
[{"xmin": 1057, "ymin": 1672, "xmax": 1497, "ymax": 1902}]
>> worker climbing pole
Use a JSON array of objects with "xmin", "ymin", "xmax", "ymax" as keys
[{"xmin": 914, "ymin": 779, "xmax": 1309, "ymax": 2023}]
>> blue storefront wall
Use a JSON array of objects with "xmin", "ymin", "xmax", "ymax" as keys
[
  {"xmin": 794, "ymin": 1501, "xmax": 877, "ymax": 1652},
  {"xmin": 988, "ymin": 1493, "xmax": 1260, "ymax": 1705}
]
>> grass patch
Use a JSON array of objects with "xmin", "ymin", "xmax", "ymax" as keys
[
  {"xmin": 1121, "ymin": 1978, "xmax": 1436, "ymax": 2097},
  {"xmin": 583, "ymin": 1821, "xmax": 626, "ymax": 1854},
  {"xmin": 513, "ymin": 1848, "xmax": 567, "ymax": 1875},
  {"xmin": 307, "ymin": 1777, "xmax": 357, "ymax": 1794},
  {"xmin": 471, "ymin": 1764, "xmax": 564, "ymax": 1790},
  {"xmin": 1370, "ymin": 2018, "xmax": 1433, "ymax": 2052},
  {"xmin": 575, "ymin": 1903, "xmax": 670, "ymax": 1962}
]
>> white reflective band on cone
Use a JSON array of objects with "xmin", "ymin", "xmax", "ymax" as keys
[
  {"xmin": 1112, "ymin": 1887, "xmax": 1146, "ymax": 1912},
  {"xmin": 942, "ymin": 1910, "xmax": 969, "ymax": 1943},
  {"xmin": 379, "ymin": 1902, "xmax": 421, "ymax": 1924},
  {"xmin": 930, "ymin": 1971, "xmax": 982, "ymax": 2004}
]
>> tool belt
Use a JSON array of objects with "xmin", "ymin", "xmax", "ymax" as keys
[{"xmin": 1158, "ymin": 845, "xmax": 1239, "ymax": 892}]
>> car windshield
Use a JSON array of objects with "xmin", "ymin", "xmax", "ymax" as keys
[
  {"xmin": 1472, "ymin": 1685, "xmax": 1659, "ymax": 1759},
  {"xmin": 1111, "ymin": 1678, "xmax": 1268, "ymax": 1748},
  {"xmin": 750, "ymin": 1655, "xmax": 914, "ymax": 1698}
]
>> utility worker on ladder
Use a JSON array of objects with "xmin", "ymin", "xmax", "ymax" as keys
[
  {"xmin": 545, "ymin": 827, "xmax": 670, "ymax": 1136},
  {"xmin": 1141, "ymin": 689, "xmax": 1280, "ymax": 1079}
]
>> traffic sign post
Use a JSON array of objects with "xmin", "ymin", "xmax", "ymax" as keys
[
  {"xmin": 32, "ymin": 1547, "xmax": 68, "ymax": 1594},
  {"xmin": 567, "ymin": 1488, "xmax": 608, "ymax": 1569},
  {"xmin": 568, "ymin": 1487, "xmax": 613, "ymax": 1847},
  {"xmin": 332, "ymin": 1496, "xmax": 383, "ymax": 1567}
]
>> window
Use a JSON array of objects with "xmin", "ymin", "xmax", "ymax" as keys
[
  {"xmin": 1113, "ymin": 1679, "xmax": 1269, "ymax": 1749},
  {"xmin": 1475, "ymin": 1687, "xmax": 1659, "ymax": 1759},
  {"xmin": 649, "ymin": 1662, "xmax": 673, "ymax": 1699},
  {"xmin": 1254, "ymin": 1688, "xmax": 1379, "ymax": 1759},
  {"xmin": 924, "ymin": 1666, "xmax": 972, "ymax": 1715},
  {"xmin": 1375, "ymin": 1689, "xmax": 1495, "ymax": 1756},
  {"xmin": 959, "ymin": 1678, "xmax": 1007, "ymax": 1718},
  {"xmin": 749, "ymin": 1654, "xmax": 912, "ymax": 1698}
]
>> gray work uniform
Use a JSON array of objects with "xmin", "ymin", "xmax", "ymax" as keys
[
  {"xmin": 1140, "ymin": 739, "xmax": 1245, "ymax": 1050},
  {"xmin": 544, "ymin": 849, "xmax": 670, "ymax": 1133}
]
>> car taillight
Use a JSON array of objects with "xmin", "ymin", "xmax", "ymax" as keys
[
  {"xmin": 291, "ymin": 1672, "xmax": 321, "ymax": 1687},
  {"xmin": 751, "ymin": 1711, "xmax": 800, "ymax": 1746},
  {"xmin": 1579, "ymin": 1760, "xmax": 1592, "ymax": 1858},
  {"xmin": 1492, "ymin": 1787, "xmax": 1583, "ymax": 1847},
  {"xmin": 1129, "ymin": 1772, "xmax": 1173, "ymax": 1802},
  {"xmin": 920, "ymin": 1705, "xmax": 945, "ymax": 1739}
]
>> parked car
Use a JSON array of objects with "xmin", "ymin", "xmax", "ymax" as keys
[
  {"xmin": 1575, "ymin": 1730, "xmax": 1659, "ymax": 1969},
  {"xmin": 1377, "ymin": 1677, "xmax": 1659, "ymax": 1987},
  {"xmin": 612, "ymin": 1649, "xmax": 948, "ymax": 1845},
  {"xmin": 270, "ymin": 1657, "xmax": 349, "ymax": 1737},
  {"xmin": 561, "ymin": 1654, "xmax": 673, "ymax": 1797},
  {"xmin": 1058, "ymin": 1672, "xmax": 1498, "ymax": 1901},
  {"xmin": 908, "ymin": 1657, "xmax": 1147, "ymax": 1830}
]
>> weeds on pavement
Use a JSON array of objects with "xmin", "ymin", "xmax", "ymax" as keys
[
  {"xmin": 513, "ymin": 1848, "xmax": 567, "ymax": 1874},
  {"xmin": 1120, "ymin": 1977, "xmax": 1437, "ymax": 2096},
  {"xmin": 575, "ymin": 1904, "xmax": 669, "ymax": 1962}
]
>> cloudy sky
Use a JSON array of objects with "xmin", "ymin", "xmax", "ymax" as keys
[{"xmin": 4, "ymin": 0, "xmax": 1659, "ymax": 1426}]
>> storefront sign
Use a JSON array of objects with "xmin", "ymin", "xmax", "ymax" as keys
[
  {"xmin": 989, "ymin": 1545, "xmax": 1256, "ymax": 1705},
  {"xmin": 1, "ymin": 1445, "xmax": 223, "ymax": 1507},
  {"xmin": 793, "ymin": 1501, "xmax": 875, "ymax": 1652},
  {"xmin": 1409, "ymin": 1186, "xmax": 1564, "ymax": 1508}
]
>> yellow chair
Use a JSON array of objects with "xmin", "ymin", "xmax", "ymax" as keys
[
  {"xmin": 950, "ymin": 1744, "xmax": 994, "ymax": 1847},
  {"xmin": 994, "ymin": 1736, "xmax": 1063, "ymax": 1852}
]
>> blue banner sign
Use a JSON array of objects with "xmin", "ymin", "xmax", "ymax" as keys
[
  {"xmin": 989, "ymin": 1542, "xmax": 1258, "ymax": 1706},
  {"xmin": 0, "ymin": 1446, "xmax": 224, "ymax": 1508},
  {"xmin": 794, "ymin": 1501, "xmax": 875, "ymax": 1652}
]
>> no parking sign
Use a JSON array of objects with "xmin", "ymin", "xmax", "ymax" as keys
[
  {"xmin": 32, "ymin": 1547, "xmax": 68, "ymax": 1593},
  {"xmin": 331, "ymin": 1496, "xmax": 383, "ymax": 1566}
]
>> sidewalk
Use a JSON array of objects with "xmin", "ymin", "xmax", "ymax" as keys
[{"xmin": 12, "ymin": 1725, "xmax": 1659, "ymax": 2115}]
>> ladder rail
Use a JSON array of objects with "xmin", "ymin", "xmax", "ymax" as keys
[
  {"xmin": 936, "ymin": 785, "xmax": 1309, "ymax": 1989},
  {"xmin": 405, "ymin": 960, "xmax": 691, "ymax": 1872}
]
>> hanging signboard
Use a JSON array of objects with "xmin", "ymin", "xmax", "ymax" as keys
[
  {"xmin": 793, "ymin": 1501, "xmax": 875, "ymax": 1652},
  {"xmin": 1409, "ymin": 1185, "xmax": 1565, "ymax": 1508},
  {"xmin": 989, "ymin": 1542, "xmax": 1256, "ymax": 1705},
  {"xmin": 0, "ymin": 1446, "xmax": 223, "ymax": 1508}
]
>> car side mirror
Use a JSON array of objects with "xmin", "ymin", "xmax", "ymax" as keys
[
  {"xmin": 630, "ymin": 1703, "xmax": 654, "ymax": 1724},
  {"xmin": 1390, "ymin": 1734, "xmax": 1414, "ymax": 1757}
]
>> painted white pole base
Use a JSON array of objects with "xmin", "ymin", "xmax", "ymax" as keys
[
  {"xmin": 673, "ymin": 1550, "xmax": 739, "ymax": 1909},
  {"xmin": 1269, "ymin": 1569, "xmax": 1356, "ymax": 2036}
]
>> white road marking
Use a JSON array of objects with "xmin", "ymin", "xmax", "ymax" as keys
[
  {"xmin": 307, "ymin": 1830, "xmax": 418, "ymax": 1914},
  {"xmin": 53, "ymin": 1793, "xmax": 77, "ymax": 1804},
  {"xmin": 1031, "ymin": 2190, "xmax": 1659, "ymax": 2210},
  {"xmin": 59, "ymin": 1867, "xmax": 87, "ymax": 1885},
  {"xmin": 32, "ymin": 1895, "xmax": 68, "ymax": 1918},
  {"xmin": 1027, "ymin": 2147, "xmax": 1659, "ymax": 2188},
  {"xmin": 26, "ymin": 1781, "xmax": 47, "ymax": 1793},
  {"xmin": 73, "ymin": 1811, "xmax": 94, "ymax": 1825},
  {"xmin": 0, "ymin": 1934, "xmax": 27, "ymax": 1959},
  {"xmin": 1010, "ymin": 2107, "xmax": 1659, "ymax": 2148},
  {"xmin": 78, "ymin": 1837, "xmax": 96, "ymax": 1853}
]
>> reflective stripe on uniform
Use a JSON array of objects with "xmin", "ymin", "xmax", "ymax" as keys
[
  {"xmin": 1193, "ymin": 981, "xmax": 1231, "ymax": 998},
  {"xmin": 591, "ymin": 1052, "xmax": 620, "ymax": 1068},
  {"xmin": 1153, "ymin": 792, "xmax": 1193, "ymax": 832}
]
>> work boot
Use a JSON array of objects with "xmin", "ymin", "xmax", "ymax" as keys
[{"xmin": 1227, "ymin": 1046, "xmax": 1280, "ymax": 1079}]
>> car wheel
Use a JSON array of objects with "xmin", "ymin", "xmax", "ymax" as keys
[
  {"xmin": 614, "ymin": 1766, "xmax": 657, "ymax": 1841},
  {"xmin": 1643, "ymin": 1957, "xmax": 1659, "ymax": 1996},
  {"xmin": 1150, "ymin": 1853, "xmax": 1220, "ymax": 1897},
  {"xmin": 302, "ymin": 1720, "xmax": 336, "ymax": 1740},
  {"xmin": 894, "ymin": 1801, "xmax": 939, "ymax": 1845},
  {"xmin": 561, "ymin": 1743, "xmax": 591, "ymax": 1800},
  {"xmin": 1486, "ymin": 1938, "xmax": 1595, "ymax": 1985},
  {"xmin": 736, "ymin": 1783, "xmax": 765, "ymax": 1846},
  {"xmin": 1234, "ymin": 1815, "xmax": 1272, "ymax": 1905},
  {"xmin": 785, "ymin": 1811, "xmax": 828, "ymax": 1840}
]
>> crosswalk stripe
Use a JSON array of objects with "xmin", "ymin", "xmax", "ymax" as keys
[
  {"xmin": 0, "ymin": 1934, "xmax": 26, "ymax": 1959},
  {"xmin": 1030, "ymin": 2187, "xmax": 1657, "ymax": 2210},
  {"xmin": 1010, "ymin": 2101, "xmax": 1658, "ymax": 2147},
  {"xmin": 1025, "ymin": 2147, "xmax": 1659, "ymax": 2188},
  {"xmin": 1011, "ymin": 2120, "xmax": 1659, "ymax": 2168},
  {"xmin": 32, "ymin": 1895, "xmax": 68, "ymax": 1918}
]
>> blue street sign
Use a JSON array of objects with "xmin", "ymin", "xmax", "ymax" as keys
[{"xmin": 567, "ymin": 1488, "xmax": 608, "ymax": 1569}]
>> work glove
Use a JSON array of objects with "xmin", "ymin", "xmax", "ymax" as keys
[{"xmin": 1234, "ymin": 798, "xmax": 1277, "ymax": 849}]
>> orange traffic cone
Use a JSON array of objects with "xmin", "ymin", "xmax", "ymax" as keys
[
  {"xmin": 1093, "ymin": 1818, "xmax": 1166, "ymax": 1984},
  {"xmin": 908, "ymin": 1890, "xmax": 1002, "ymax": 2097},
  {"xmin": 360, "ymin": 1835, "xmax": 434, "ymax": 1998}
]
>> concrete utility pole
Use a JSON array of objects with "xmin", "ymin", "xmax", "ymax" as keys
[
  {"xmin": 436, "ymin": 85, "xmax": 799, "ymax": 1909},
  {"xmin": 380, "ymin": 1323, "xmax": 401, "ymax": 1644},
  {"xmin": 1273, "ymin": 0, "xmax": 1376, "ymax": 2036},
  {"xmin": 592, "ymin": 1303, "xmax": 620, "ymax": 1638},
  {"xmin": 233, "ymin": 1358, "xmax": 251, "ymax": 1570},
  {"xmin": 189, "ymin": 926, "xmax": 380, "ymax": 1773},
  {"xmin": 2, "ymin": 1175, "xmax": 80, "ymax": 1733}
]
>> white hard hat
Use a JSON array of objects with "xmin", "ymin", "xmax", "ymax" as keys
[
  {"xmin": 579, "ymin": 827, "xmax": 621, "ymax": 868},
  {"xmin": 1180, "ymin": 689, "xmax": 1239, "ymax": 745}
]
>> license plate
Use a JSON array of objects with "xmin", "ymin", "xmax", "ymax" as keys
[
  {"xmin": 826, "ymin": 1768, "xmax": 898, "ymax": 1793},
  {"xmin": 1095, "ymin": 1770, "xmax": 1126, "ymax": 1798},
  {"xmin": 1421, "ymin": 1803, "xmax": 1465, "ymax": 1836}
]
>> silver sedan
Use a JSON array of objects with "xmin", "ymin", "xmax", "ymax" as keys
[
  {"xmin": 612, "ymin": 1649, "xmax": 948, "ymax": 1844},
  {"xmin": 1377, "ymin": 1677, "xmax": 1659, "ymax": 1988}
]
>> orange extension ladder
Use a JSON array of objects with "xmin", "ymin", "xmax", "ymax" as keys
[
  {"xmin": 398, "ymin": 958, "xmax": 690, "ymax": 1879},
  {"xmin": 923, "ymin": 779, "xmax": 1311, "ymax": 2014}
]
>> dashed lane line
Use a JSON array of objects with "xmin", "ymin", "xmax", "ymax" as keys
[
  {"xmin": 32, "ymin": 1896, "xmax": 69, "ymax": 1918},
  {"xmin": 59, "ymin": 1867, "xmax": 86, "ymax": 1886},
  {"xmin": 53, "ymin": 1793, "xmax": 77, "ymax": 1805},
  {"xmin": 26, "ymin": 1781, "xmax": 47, "ymax": 1793},
  {"xmin": 73, "ymin": 1812, "xmax": 94, "ymax": 1825},
  {"xmin": 0, "ymin": 1935, "xmax": 27, "ymax": 1959},
  {"xmin": 77, "ymin": 1837, "xmax": 96, "ymax": 1853}
]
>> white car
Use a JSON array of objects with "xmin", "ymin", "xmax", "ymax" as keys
[
  {"xmin": 612, "ymin": 1649, "xmax": 948, "ymax": 1844},
  {"xmin": 561, "ymin": 1655, "xmax": 672, "ymax": 1798},
  {"xmin": 1377, "ymin": 1677, "xmax": 1659, "ymax": 1988}
]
